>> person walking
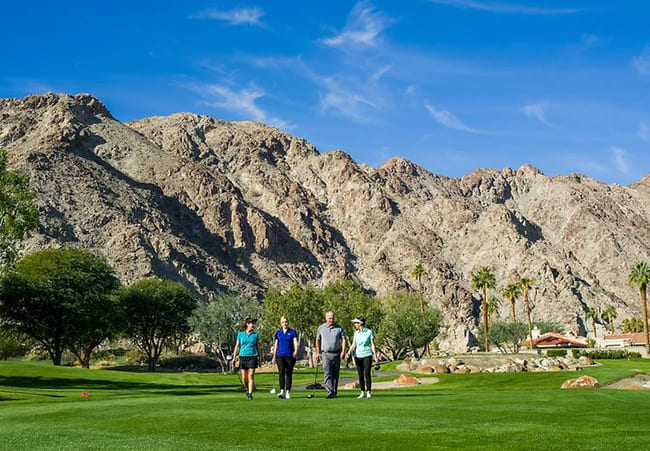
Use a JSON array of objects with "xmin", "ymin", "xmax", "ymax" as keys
[
  {"xmin": 346, "ymin": 317, "xmax": 378, "ymax": 399},
  {"xmin": 316, "ymin": 311, "xmax": 346, "ymax": 398},
  {"xmin": 272, "ymin": 316, "xmax": 298, "ymax": 399},
  {"xmin": 232, "ymin": 317, "xmax": 260, "ymax": 400}
]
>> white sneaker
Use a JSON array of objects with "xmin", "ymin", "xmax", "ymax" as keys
[
  {"xmin": 357, "ymin": 392, "xmax": 365, "ymax": 399},
  {"xmin": 285, "ymin": 392, "xmax": 290, "ymax": 399},
  {"xmin": 366, "ymin": 392, "xmax": 372, "ymax": 399}
]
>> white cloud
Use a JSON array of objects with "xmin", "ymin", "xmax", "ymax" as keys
[
  {"xmin": 406, "ymin": 85, "xmax": 418, "ymax": 95},
  {"xmin": 523, "ymin": 103, "xmax": 551, "ymax": 126},
  {"xmin": 322, "ymin": 1, "xmax": 391, "ymax": 47},
  {"xmin": 611, "ymin": 146, "xmax": 630, "ymax": 175},
  {"xmin": 427, "ymin": 0, "xmax": 586, "ymax": 14},
  {"xmin": 633, "ymin": 46, "xmax": 650, "ymax": 74},
  {"xmin": 185, "ymin": 83, "xmax": 289, "ymax": 129},
  {"xmin": 320, "ymin": 77, "xmax": 377, "ymax": 122},
  {"xmin": 425, "ymin": 103, "xmax": 481, "ymax": 133},
  {"xmin": 566, "ymin": 33, "xmax": 606, "ymax": 54},
  {"xmin": 189, "ymin": 8, "xmax": 264, "ymax": 26},
  {"xmin": 639, "ymin": 121, "xmax": 650, "ymax": 141},
  {"xmin": 368, "ymin": 65, "xmax": 392, "ymax": 83}
]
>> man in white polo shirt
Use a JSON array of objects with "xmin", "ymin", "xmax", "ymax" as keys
[{"xmin": 315, "ymin": 311, "xmax": 346, "ymax": 398}]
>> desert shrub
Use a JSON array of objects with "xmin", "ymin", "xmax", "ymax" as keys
[
  {"xmin": 573, "ymin": 349, "xmax": 641, "ymax": 359},
  {"xmin": 26, "ymin": 349, "xmax": 50, "ymax": 360},
  {"xmin": 0, "ymin": 329, "xmax": 32, "ymax": 359},
  {"xmin": 159, "ymin": 355, "xmax": 221, "ymax": 371},
  {"xmin": 125, "ymin": 349, "xmax": 146, "ymax": 366},
  {"xmin": 546, "ymin": 349, "xmax": 568, "ymax": 358}
]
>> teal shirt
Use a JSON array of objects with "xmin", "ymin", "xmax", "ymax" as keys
[
  {"xmin": 353, "ymin": 328, "xmax": 375, "ymax": 358},
  {"xmin": 237, "ymin": 330, "xmax": 259, "ymax": 357}
]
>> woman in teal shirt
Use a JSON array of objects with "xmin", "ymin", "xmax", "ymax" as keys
[
  {"xmin": 233, "ymin": 317, "xmax": 260, "ymax": 400},
  {"xmin": 346, "ymin": 317, "xmax": 378, "ymax": 399}
]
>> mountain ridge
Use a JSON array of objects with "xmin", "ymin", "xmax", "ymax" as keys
[{"xmin": 1, "ymin": 92, "xmax": 648, "ymax": 351}]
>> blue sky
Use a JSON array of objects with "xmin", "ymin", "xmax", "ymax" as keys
[{"xmin": 2, "ymin": 1, "xmax": 649, "ymax": 184}]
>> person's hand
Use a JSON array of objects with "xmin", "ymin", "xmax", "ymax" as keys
[
  {"xmin": 316, "ymin": 351, "xmax": 321, "ymax": 362},
  {"xmin": 271, "ymin": 358, "xmax": 276, "ymax": 365},
  {"xmin": 292, "ymin": 351, "xmax": 297, "ymax": 359},
  {"xmin": 374, "ymin": 356, "xmax": 379, "ymax": 364},
  {"xmin": 340, "ymin": 351, "xmax": 345, "ymax": 360}
]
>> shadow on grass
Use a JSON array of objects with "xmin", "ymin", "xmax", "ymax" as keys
[{"xmin": 0, "ymin": 376, "xmax": 236, "ymax": 393}]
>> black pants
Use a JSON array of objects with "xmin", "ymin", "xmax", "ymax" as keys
[
  {"xmin": 354, "ymin": 356, "xmax": 372, "ymax": 391},
  {"xmin": 277, "ymin": 356, "xmax": 296, "ymax": 391}
]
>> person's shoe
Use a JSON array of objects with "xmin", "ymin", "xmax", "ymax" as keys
[
  {"xmin": 357, "ymin": 392, "xmax": 365, "ymax": 399},
  {"xmin": 285, "ymin": 392, "xmax": 291, "ymax": 399},
  {"xmin": 366, "ymin": 392, "xmax": 372, "ymax": 399},
  {"xmin": 277, "ymin": 393, "xmax": 285, "ymax": 399},
  {"xmin": 246, "ymin": 393, "xmax": 253, "ymax": 400},
  {"xmin": 326, "ymin": 392, "xmax": 335, "ymax": 399}
]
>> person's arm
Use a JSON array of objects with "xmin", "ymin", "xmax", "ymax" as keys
[
  {"xmin": 370, "ymin": 338, "xmax": 378, "ymax": 363},
  {"xmin": 255, "ymin": 335, "xmax": 261, "ymax": 359},
  {"xmin": 340, "ymin": 334, "xmax": 347, "ymax": 361},
  {"xmin": 233, "ymin": 334, "xmax": 240, "ymax": 362},
  {"xmin": 292, "ymin": 335, "xmax": 298, "ymax": 359},
  {"xmin": 315, "ymin": 328, "xmax": 322, "ymax": 362},
  {"xmin": 346, "ymin": 335, "xmax": 356, "ymax": 359},
  {"xmin": 271, "ymin": 332, "xmax": 278, "ymax": 363}
]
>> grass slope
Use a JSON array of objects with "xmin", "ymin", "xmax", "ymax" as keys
[{"xmin": 1, "ymin": 359, "xmax": 649, "ymax": 450}]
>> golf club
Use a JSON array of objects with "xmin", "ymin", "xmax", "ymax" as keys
[
  {"xmin": 226, "ymin": 354, "xmax": 245, "ymax": 391},
  {"xmin": 270, "ymin": 363, "xmax": 277, "ymax": 394},
  {"xmin": 306, "ymin": 361, "xmax": 320, "ymax": 398}
]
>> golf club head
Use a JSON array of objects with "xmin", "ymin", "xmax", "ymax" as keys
[
  {"xmin": 374, "ymin": 363, "xmax": 381, "ymax": 371},
  {"xmin": 307, "ymin": 393, "xmax": 314, "ymax": 398},
  {"xmin": 270, "ymin": 388, "xmax": 276, "ymax": 394},
  {"xmin": 225, "ymin": 355, "xmax": 233, "ymax": 361}
]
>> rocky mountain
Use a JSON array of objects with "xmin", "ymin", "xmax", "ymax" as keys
[{"xmin": 1, "ymin": 93, "xmax": 649, "ymax": 351}]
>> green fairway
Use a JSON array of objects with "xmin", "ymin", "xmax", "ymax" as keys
[{"xmin": 1, "ymin": 359, "xmax": 650, "ymax": 450}]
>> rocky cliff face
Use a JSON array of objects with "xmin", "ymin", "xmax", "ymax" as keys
[{"xmin": 1, "ymin": 93, "xmax": 648, "ymax": 350}]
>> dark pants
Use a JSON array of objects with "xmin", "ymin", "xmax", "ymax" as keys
[
  {"xmin": 277, "ymin": 356, "xmax": 295, "ymax": 391},
  {"xmin": 354, "ymin": 356, "xmax": 372, "ymax": 391},
  {"xmin": 322, "ymin": 352, "xmax": 341, "ymax": 395}
]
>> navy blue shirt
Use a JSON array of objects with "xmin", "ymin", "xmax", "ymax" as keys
[{"xmin": 275, "ymin": 328, "xmax": 298, "ymax": 357}]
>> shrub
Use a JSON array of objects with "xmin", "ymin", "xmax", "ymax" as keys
[
  {"xmin": 0, "ymin": 330, "xmax": 32, "ymax": 360},
  {"xmin": 159, "ymin": 355, "xmax": 221, "ymax": 371},
  {"xmin": 125, "ymin": 349, "xmax": 146, "ymax": 366},
  {"xmin": 573, "ymin": 349, "xmax": 641, "ymax": 359},
  {"xmin": 546, "ymin": 349, "xmax": 568, "ymax": 358}
]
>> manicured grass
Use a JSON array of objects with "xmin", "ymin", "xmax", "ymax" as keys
[{"xmin": 1, "ymin": 359, "xmax": 650, "ymax": 450}]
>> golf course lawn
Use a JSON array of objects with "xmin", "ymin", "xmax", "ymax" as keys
[{"xmin": 1, "ymin": 359, "xmax": 650, "ymax": 450}]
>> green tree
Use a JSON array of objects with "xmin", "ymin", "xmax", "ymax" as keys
[
  {"xmin": 263, "ymin": 283, "xmax": 323, "ymax": 366},
  {"xmin": 533, "ymin": 321, "xmax": 564, "ymax": 334},
  {"xmin": 471, "ymin": 266, "xmax": 496, "ymax": 352},
  {"xmin": 377, "ymin": 291, "xmax": 443, "ymax": 360},
  {"xmin": 502, "ymin": 283, "xmax": 521, "ymax": 321},
  {"xmin": 628, "ymin": 262, "xmax": 650, "ymax": 354},
  {"xmin": 0, "ymin": 149, "xmax": 40, "ymax": 270},
  {"xmin": 487, "ymin": 296, "xmax": 500, "ymax": 326},
  {"xmin": 477, "ymin": 321, "xmax": 528, "ymax": 354},
  {"xmin": 623, "ymin": 317, "xmax": 644, "ymax": 333},
  {"xmin": 190, "ymin": 293, "xmax": 262, "ymax": 372},
  {"xmin": 321, "ymin": 279, "xmax": 383, "ymax": 338},
  {"xmin": 118, "ymin": 278, "xmax": 198, "ymax": 371},
  {"xmin": 586, "ymin": 306, "xmax": 600, "ymax": 339},
  {"xmin": 518, "ymin": 277, "xmax": 536, "ymax": 349},
  {"xmin": 411, "ymin": 263, "xmax": 428, "ymax": 314},
  {"xmin": 0, "ymin": 248, "xmax": 120, "ymax": 366},
  {"xmin": 603, "ymin": 305, "xmax": 618, "ymax": 335}
]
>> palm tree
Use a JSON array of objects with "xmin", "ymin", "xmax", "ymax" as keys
[
  {"xmin": 411, "ymin": 263, "xmax": 428, "ymax": 314},
  {"xmin": 471, "ymin": 266, "xmax": 496, "ymax": 352},
  {"xmin": 603, "ymin": 305, "xmax": 618, "ymax": 335},
  {"xmin": 519, "ymin": 277, "xmax": 536, "ymax": 349},
  {"xmin": 502, "ymin": 283, "xmax": 521, "ymax": 321},
  {"xmin": 586, "ymin": 307, "xmax": 599, "ymax": 339},
  {"xmin": 628, "ymin": 262, "xmax": 650, "ymax": 354},
  {"xmin": 487, "ymin": 296, "xmax": 500, "ymax": 326}
]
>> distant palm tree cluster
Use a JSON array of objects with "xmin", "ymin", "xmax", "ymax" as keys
[{"xmin": 412, "ymin": 261, "xmax": 650, "ymax": 355}]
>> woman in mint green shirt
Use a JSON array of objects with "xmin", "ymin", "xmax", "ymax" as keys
[
  {"xmin": 345, "ymin": 317, "xmax": 378, "ymax": 399},
  {"xmin": 233, "ymin": 317, "xmax": 260, "ymax": 400}
]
